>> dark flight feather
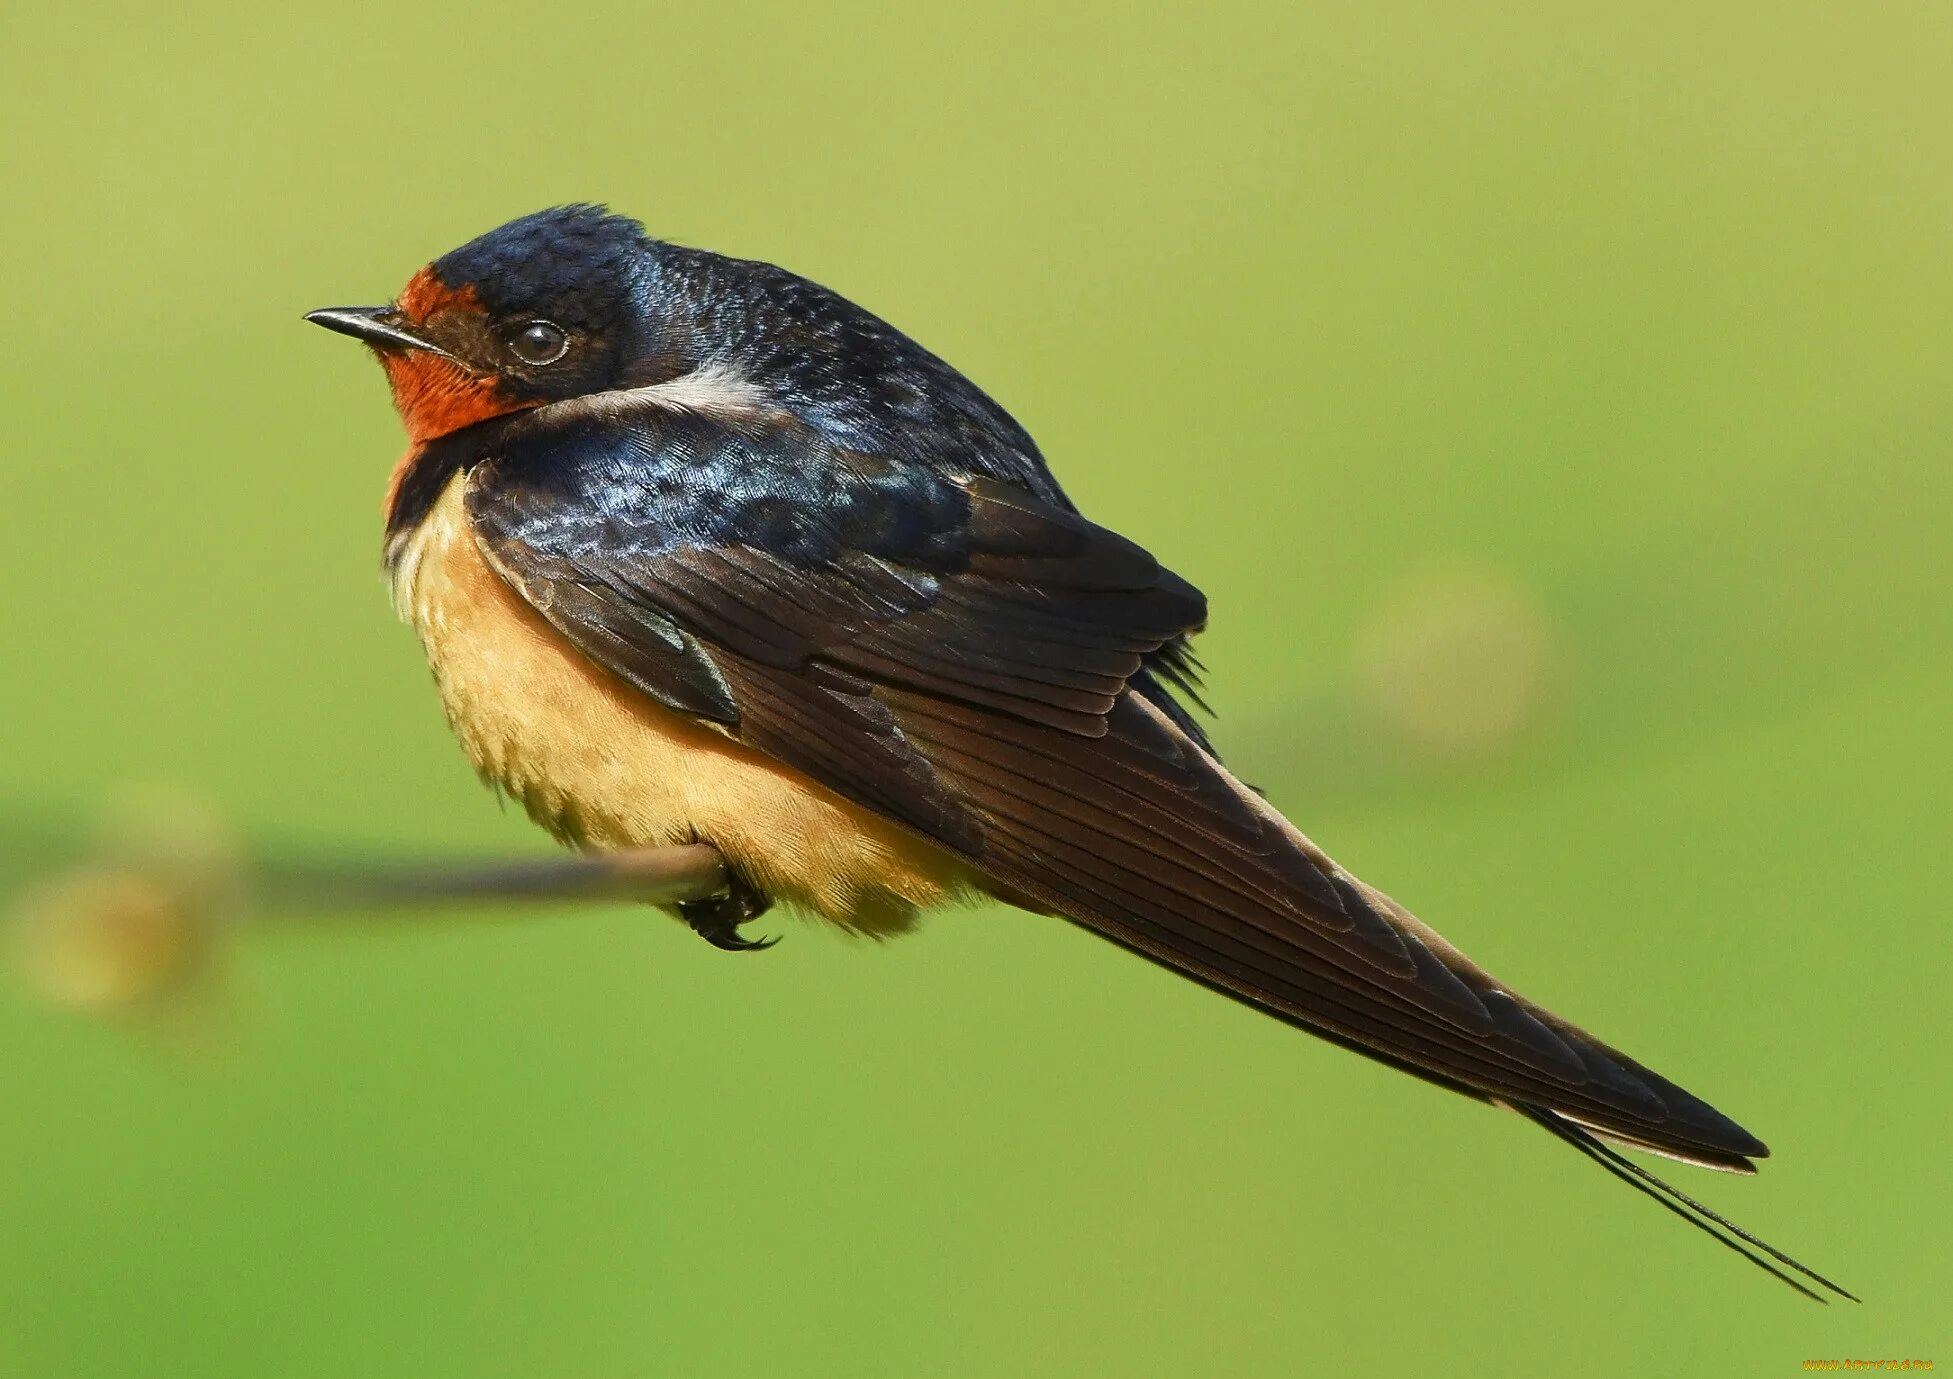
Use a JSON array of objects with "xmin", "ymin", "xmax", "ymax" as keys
[{"xmin": 1512, "ymin": 1104, "xmax": 1856, "ymax": 1302}]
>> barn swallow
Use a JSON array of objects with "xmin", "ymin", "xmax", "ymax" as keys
[{"xmin": 308, "ymin": 205, "xmax": 1848, "ymax": 1299}]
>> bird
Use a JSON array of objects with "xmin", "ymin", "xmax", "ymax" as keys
[{"xmin": 308, "ymin": 204, "xmax": 1847, "ymax": 1299}]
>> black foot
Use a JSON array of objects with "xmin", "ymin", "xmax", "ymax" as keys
[{"xmin": 679, "ymin": 868, "xmax": 777, "ymax": 952}]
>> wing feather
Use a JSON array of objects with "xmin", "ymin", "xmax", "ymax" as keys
[{"xmin": 465, "ymin": 397, "xmax": 1768, "ymax": 1168}]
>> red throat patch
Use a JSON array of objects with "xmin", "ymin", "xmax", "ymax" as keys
[{"xmin": 379, "ymin": 350, "xmax": 517, "ymax": 445}]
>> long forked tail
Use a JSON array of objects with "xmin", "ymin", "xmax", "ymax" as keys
[
  {"xmin": 1511, "ymin": 1102, "xmax": 1857, "ymax": 1303},
  {"xmin": 891, "ymin": 678, "xmax": 1852, "ymax": 1296}
]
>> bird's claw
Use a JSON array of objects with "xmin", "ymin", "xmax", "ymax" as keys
[
  {"xmin": 679, "ymin": 868, "xmax": 777, "ymax": 952},
  {"xmin": 694, "ymin": 924, "xmax": 778, "ymax": 953}
]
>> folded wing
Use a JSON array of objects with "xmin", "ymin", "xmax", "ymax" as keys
[{"xmin": 467, "ymin": 395, "xmax": 1767, "ymax": 1171}]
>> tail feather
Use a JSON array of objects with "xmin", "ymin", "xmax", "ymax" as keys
[
  {"xmin": 876, "ymin": 676, "xmax": 1846, "ymax": 1296},
  {"xmin": 1512, "ymin": 1102, "xmax": 1856, "ymax": 1303}
]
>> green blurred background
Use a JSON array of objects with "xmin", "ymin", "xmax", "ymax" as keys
[{"xmin": 1, "ymin": 1, "xmax": 1947, "ymax": 1373}]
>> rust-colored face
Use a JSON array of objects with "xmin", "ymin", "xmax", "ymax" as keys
[
  {"xmin": 379, "ymin": 269, "xmax": 539, "ymax": 444},
  {"xmin": 308, "ymin": 211, "xmax": 644, "ymax": 524}
]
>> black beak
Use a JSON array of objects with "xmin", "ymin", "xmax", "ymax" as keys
[{"xmin": 304, "ymin": 306, "xmax": 457, "ymax": 360}]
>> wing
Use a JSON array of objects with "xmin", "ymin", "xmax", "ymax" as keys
[{"xmin": 466, "ymin": 396, "xmax": 1767, "ymax": 1171}]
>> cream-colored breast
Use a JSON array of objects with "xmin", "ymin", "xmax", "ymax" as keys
[{"xmin": 391, "ymin": 474, "xmax": 966, "ymax": 934}]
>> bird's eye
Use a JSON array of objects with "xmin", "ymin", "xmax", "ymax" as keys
[{"xmin": 507, "ymin": 320, "xmax": 570, "ymax": 366}]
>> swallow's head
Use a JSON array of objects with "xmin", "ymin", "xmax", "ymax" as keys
[{"xmin": 308, "ymin": 204, "xmax": 663, "ymax": 442}]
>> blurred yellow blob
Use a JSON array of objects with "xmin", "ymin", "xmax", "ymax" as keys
[
  {"xmin": 12, "ymin": 866, "xmax": 216, "ymax": 1014},
  {"xmin": 9, "ymin": 786, "xmax": 241, "ymax": 1020},
  {"xmin": 1348, "ymin": 561, "xmax": 1563, "ymax": 766}
]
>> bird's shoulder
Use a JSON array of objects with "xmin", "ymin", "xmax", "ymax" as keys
[{"xmin": 649, "ymin": 242, "xmax": 1062, "ymax": 499}]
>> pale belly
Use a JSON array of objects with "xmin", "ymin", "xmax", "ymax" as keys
[{"xmin": 390, "ymin": 475, "xmax": 968, "ymax": 935}]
